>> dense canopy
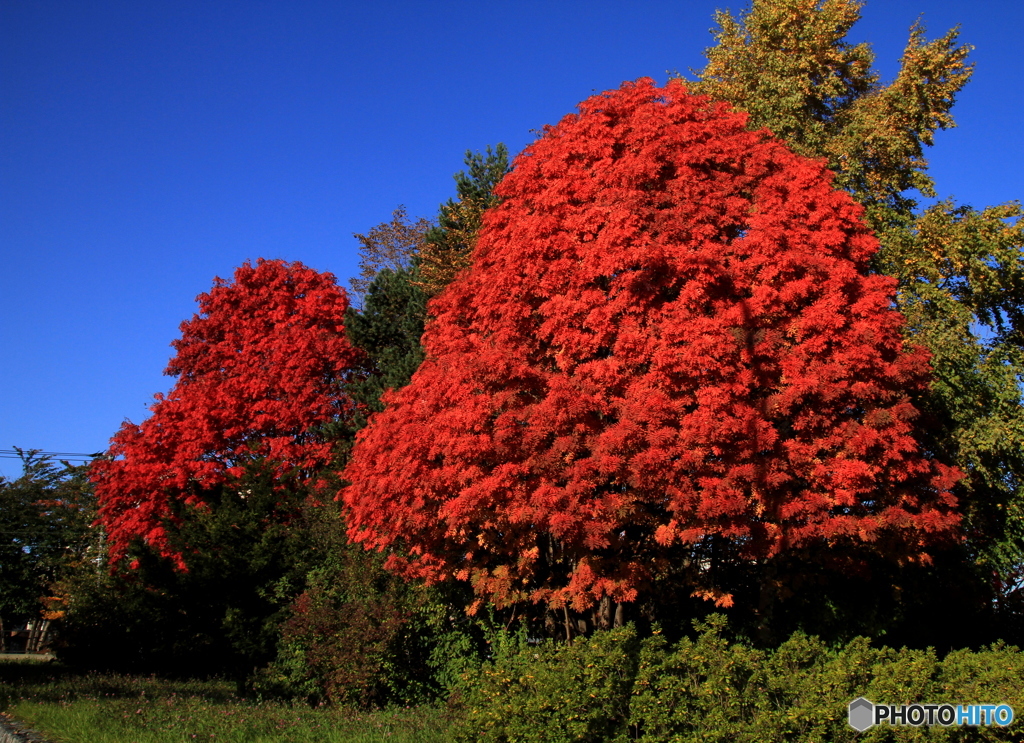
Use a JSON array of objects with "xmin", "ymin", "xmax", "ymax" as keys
[
  {"xmin": 342, "ymin": 79, "xmax": 960, "ymax": 613},
  {"xmin": 92, "ymin": 259, "xmax": 361, "ymax": 567}
]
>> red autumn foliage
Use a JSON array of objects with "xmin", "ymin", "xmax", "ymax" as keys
[
  {"xmin": 342, "ymin": 79, "xmax": 960, "ymax": 613},
  {"xmin": 91, "ymin": 259, "xmax": 361, "ymax": 568}
]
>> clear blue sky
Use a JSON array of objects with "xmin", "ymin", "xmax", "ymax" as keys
[{"xmin": 1, "ymin": 0, "xmax": 1021, "ymax": 479}]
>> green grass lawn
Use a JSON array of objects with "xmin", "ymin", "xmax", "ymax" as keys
[{"xmin": 0, "ymin": 659, "xmax": 451, "ymax": 743}]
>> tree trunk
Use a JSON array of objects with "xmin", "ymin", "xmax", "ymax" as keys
[
  {"xmin": 29, "ymin": 619, "xmax": 50, "ymax": 654},
  {"xmin": 756, "ymin": 560, "xmax": 778, "ymax": 645},
  {"xmin": 577, "ymin": 615, "xmax": 589, "ymax": 636},
  {"xmin": 26, "ymin": 621, "xmax": 39, "ymax": 654},
  {"xmin": 597, "ymin": 596, "xmax": 612, "ymax": 630}
]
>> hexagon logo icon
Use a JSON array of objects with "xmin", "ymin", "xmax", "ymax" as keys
[{"xmin": 848, "ymin": 697, "xmax": 875, "ymax": 731}]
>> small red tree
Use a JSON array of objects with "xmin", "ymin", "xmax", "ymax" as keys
[
  {"xmin": 342, "ymin": 79, "xmax": 960, "ymax": 618},
  {"xmin": 92, "ymin": 259, "xmax": 362, "ymax": 568}
]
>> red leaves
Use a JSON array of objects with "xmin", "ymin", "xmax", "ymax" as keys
[
  {"xmin": 91, "ymin": 259, "xmax": 361, "ymax": 567},
  {"xmin": 342, "ymin": 79, "xmax": 960, "ymax": 613}
]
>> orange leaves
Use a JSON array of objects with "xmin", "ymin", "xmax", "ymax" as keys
[
  {"xmin": 91, "ymin": 259, "xmax": 360, "ymax": 567},
  {"xmin": 342, "ymin": 79, "xmax": 960, "ymax": 614}
]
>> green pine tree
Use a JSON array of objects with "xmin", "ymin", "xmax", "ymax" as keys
[
  {"xmin": 345, "ymin": 144, "xmax": 510, "ymax": 416},
  {"xmin": 417, "ymin": 144, "xmax": 510, "ymax": 296},
  {"xmin": 345, "ymin": 266, "xmax": 429, "ymax": 419}
]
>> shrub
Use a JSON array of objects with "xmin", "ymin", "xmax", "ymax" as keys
[
  {"xmin": 451, "ymin": 625, "xmax": 640, "ymax": 743},
  {"xmin": 450, "ymin": 618, "xmax": 1024, "ymax": 742},
  {"xmin": 253, "ymin": 506, "xmax": 486, "ymax": 708}
]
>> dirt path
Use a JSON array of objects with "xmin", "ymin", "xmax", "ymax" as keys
[{"xmin": 0, "ymin": 713, "xmax": 53, "ymax": 743}]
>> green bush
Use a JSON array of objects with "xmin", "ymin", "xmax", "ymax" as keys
[
  {"xmin": 632, "ymin": 622, "xmax": 1024, "ymax": 742},
  {"xmin": 629, "ymin": 616, "xmax": 766, "ymax": 742},
  {"xmin": 449, "ymin": 617, "xmax": 1024, "ymax": 742},
  {"xmin": 450, "ymin": 624, "xmax": 640, "ymax": 743}
]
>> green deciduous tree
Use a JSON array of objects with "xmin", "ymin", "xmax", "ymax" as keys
[
  {"xmin": 690, "ymin": 0, "xmax": 972, "ymax": 238},
  {"xmin": 888, "ymin": 202, "xmax": 1024, "ymax": 624},
  {"xmin": 0, "ymin": 450, "xmax": 96, "ymax": 653}
]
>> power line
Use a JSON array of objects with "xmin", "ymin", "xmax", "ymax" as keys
[
  {"xmin": 0, "ymin": 455, "xmax": 98, "ymax": 459},
  {"xmin": 0, "ymin": 454, "xmax": 102, "ymax": 460},
  {"xmin": 0, "ymin": 450, "xmax": 104, "ymax": 471}
]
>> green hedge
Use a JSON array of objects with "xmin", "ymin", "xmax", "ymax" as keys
[
  {"xmin": 450, "ymin": 618, "xmax": 1024, "ymax": 742},
  {"xmin": 450, "ymin": 625, "xmax": 639, "ymax": 743}
]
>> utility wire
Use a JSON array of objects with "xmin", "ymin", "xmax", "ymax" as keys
[
  {"xmin": 0, "ymin": 456, "xmax": 97, "ymax": 462},
  {"xmin": 0, "ymin": 450, "xmax": 103, "ymax": 465},
  {"xmin": 0, "ymin": 450, "xmax": 104, "ymax": 458},
  {"xmin": 0, "ymin": 455, "xmax": 97, "ymax": 460}
]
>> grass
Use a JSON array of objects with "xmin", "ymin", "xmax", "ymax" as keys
[{"xmin": 0, "ymin": 660, "xmax": 452, "ymax": 743}]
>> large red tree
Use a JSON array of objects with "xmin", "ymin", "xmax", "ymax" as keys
[
  {"xmin": 342, "ymin": 79, "xmax": 960, "ymax": 617},
  {"xmin": 92, "ymin": 259, "xmax": 362, "ymax": 568}
]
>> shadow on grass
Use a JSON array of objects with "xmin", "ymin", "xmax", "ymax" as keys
[{"xmin": 0, "ymin": 659, "xmax": 237, "ymax": 708}]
